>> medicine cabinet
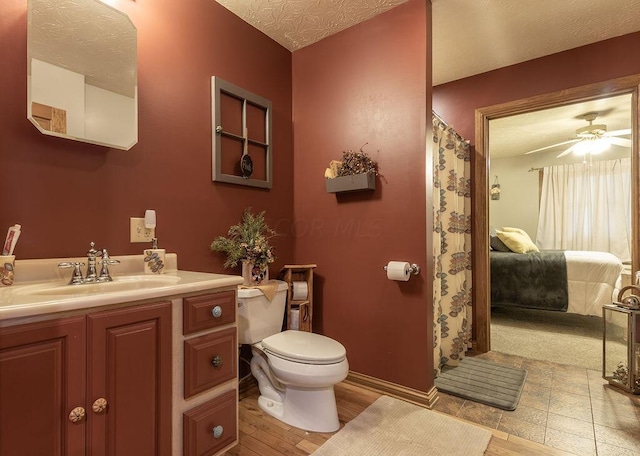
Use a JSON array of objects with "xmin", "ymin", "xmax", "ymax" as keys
[{"xmin": 27, "ymin": 0, "xmax": 138, "ymax": 150}]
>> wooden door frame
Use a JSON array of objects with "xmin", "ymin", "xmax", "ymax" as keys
[{"xmin": 473, "ymin": 75, "xmax": 640, "ymax": 352}]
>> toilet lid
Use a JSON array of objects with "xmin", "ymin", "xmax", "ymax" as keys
[{"xmin": 261, "ymin": 330, "xmax": 346, "ymax": 365}]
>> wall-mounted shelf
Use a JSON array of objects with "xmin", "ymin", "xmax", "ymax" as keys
[
  {"xmin": 279, "ymin": 264, "xmax": 316, "ymax": 332},
  {"xmin": 326, "ymin": 173, "xmax": 376, "ymax": 193}
]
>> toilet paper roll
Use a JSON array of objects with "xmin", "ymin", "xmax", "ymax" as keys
[
  {"xmin": 290, "ymin": 309, "xmax": 300, "ymax": 330},
  {"xmin": 386, "ymin": 261, "xmax": 411, "ymax": 281},
  {"xmin": 292, "ymin": 281, "xmax": 309, "ymax": 301}
]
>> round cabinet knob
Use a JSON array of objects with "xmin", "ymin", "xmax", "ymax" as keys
[
  {"xmin": 211, "ymin": 355, "xmax": 223, "ymax": 367},
  {"xmin": 92, "ymin": 398, "xmax": 108, "ymax": 413},
  {"xmin": 68, "ymin": 407, "xmax": 86, "ymax": 423},
  {"xmin": 211, "ymin": 305, "xmax": 223, "ymax": 318},
  {"xmin": 212, "ymin": 425, "xmax": 224, "ymax": 439}
]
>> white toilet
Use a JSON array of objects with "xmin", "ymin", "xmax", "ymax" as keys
[{"xmin": 237, "ymin": 280, "xmax": 349, "ymax": 432}]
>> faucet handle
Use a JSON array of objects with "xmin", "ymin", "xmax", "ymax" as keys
[
  {"xmin": 100, "ymin": 249, "xmax": 120, "ymax": 265},
  {"xmin": 98, "ymin": 249, "xmax": 120, "ymax": 282},
  {"xmin": 58, "ymin": 262, "xmax": 85, "ymax": 285}
]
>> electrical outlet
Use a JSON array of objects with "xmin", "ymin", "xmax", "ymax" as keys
[{"xmin": 130, "ymin": 217, "xmax": 155, "ymax": 243}]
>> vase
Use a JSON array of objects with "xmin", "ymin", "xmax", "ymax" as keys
[{"xmin": 241, "ymin": 260, "xmax": 269, "ymax": 286}]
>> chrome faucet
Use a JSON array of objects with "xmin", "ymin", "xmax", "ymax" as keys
[
  {"xmin": 85, "ymin": 242, "xmax": 100, "ymax": 283},
  {"xmin": 57, "ymin": 242, "xmax": 119, "ymax": 285}
]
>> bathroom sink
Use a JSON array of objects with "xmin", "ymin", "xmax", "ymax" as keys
[{"xmin": 15, "ymin": 275, "xmax": 181, "ymax": 297}]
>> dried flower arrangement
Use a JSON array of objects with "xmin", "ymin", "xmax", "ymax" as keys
[
  {"xmin": 324, "ymin": 143, "xmax": 379, "ymax": 179},
  {"xmin": 210, "ymin": 208, "xmax": 276, "ymax": 270},
  {"xmin": 337, "ymin": 147, "xmax": 379, "ymax": 176}
]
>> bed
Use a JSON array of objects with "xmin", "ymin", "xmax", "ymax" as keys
[{"xmin": 490, "ymin": 250, "xmax": 624, "ymax": 317}]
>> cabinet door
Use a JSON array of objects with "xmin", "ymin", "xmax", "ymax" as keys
[
  {"xmin": 87, "ymin": 302, "xmax": 172, "ymax": 456},
  {"xmin": 0, "ymin": 316, "xmax": 86, "ymax": 456}
]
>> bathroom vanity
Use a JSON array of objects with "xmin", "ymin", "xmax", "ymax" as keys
[{"xmin": 0, "ymin": 254, "xmax": 242, "ymax": 456}]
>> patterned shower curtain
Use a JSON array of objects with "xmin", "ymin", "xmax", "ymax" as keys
[{"xmin": 432, "ymin": 114, "xmax": 472, "ymax": 375}]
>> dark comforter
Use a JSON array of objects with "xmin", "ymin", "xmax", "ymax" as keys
[{"xmin": 490, "ymin": 250, "xmax": 568, "ymax": 311}]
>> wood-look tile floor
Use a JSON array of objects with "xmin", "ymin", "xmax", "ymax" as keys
[
  {"xmin": 433, "ymin": 351, "xmax": 640, "ymax": 456},
  {"xmin": 226, "ymin": 349, "xmax": 640, "ymax": 456}
]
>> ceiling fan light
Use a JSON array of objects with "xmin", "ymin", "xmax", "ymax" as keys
[
  {"xmin": 573, "ymin": 140, "xmax": 591, "ymax": 156},
  {"xmin": 573, "ymin": 138, "xmax": 610, "ymax": 156},
  {"xmin": 591, "ymin": 138, "xmax": 611, "ymax": 154}
]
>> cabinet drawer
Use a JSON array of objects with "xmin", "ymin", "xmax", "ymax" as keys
[
  {"xmin": 183, "ymin": 390, "xmax": 237, "ymax": 456},
  {"xmin": 183, "ymin": 291, "xmax": 236, "ymax": 335},
  {"xmin": 184, "ymin": 327, "xmax": 237, "ymax": 398}
]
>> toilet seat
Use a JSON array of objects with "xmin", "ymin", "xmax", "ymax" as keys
[{"xmin": 261, "ymin": 330, "xmax": 346, "ymax": 365}]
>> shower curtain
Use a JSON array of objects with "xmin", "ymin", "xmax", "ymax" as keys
[{"xmin": 432, "ymin": 113, "xmax": 472, "ymax": 375}]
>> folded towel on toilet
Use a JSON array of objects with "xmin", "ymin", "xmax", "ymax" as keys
[{"xmin": 240, "ymin": 279, "xmax": 280, "ymax": 301}]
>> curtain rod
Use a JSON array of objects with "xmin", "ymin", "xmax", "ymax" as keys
[
  {"xmin": 528, "ymin": 167, "xmax": 544, "ymax": 172},
  {"xmin": 432, "ymin": 110, "xmax": 446, "ymax": 124},
  {"xmin": 432, "ymin": 110, "xmax": 469, "ymax": 144}
]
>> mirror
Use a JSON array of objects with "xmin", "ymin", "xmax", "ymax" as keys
[
  {"xmin": 27, "ymin": 0, "xmax": 137, "ymax": 150},
  {"xmin": 473, "ymin": 76, "xmax": 640, "ymax": 352}
]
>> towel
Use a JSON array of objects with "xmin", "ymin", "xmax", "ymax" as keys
[{"xmin": 239, "ymin": 279, "xmax": 280, "ymax": 301}]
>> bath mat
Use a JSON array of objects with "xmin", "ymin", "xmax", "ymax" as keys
[
  {"xmin": 312, "ymin": 395, "xmax": 491, "ymax": 456},
  {"xmin": 435, "ymin": 357, "xmax": 527, "ymax": 411}
]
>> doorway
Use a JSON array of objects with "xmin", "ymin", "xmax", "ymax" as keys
[{"xmin": 472, "ymin": 75, "xmax": 640, "ymax": 352}]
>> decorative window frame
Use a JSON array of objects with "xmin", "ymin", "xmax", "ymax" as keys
[{"xmin": 211, "ymin": 76, "xmax": 272, "ymax": 188}]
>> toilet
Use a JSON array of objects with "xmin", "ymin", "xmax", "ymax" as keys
[{"xmin": 237, "ymin": 280, "xmax": 349, "ymax": 432}]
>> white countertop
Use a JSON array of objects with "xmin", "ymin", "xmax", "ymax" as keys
[{"xmin": 0, "ymin": 254, "xmax": 243, "ymax": 321}]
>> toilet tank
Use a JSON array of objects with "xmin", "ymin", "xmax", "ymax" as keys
[{"xmin": 237, "ymin": 280, "xmax": 289, "ymax": 344}]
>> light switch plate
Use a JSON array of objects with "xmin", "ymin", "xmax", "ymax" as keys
[{"xmin": 130, "ymin": 217, "xmax": 155, "ymax": 243}]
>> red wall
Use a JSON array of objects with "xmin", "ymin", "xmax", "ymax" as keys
[
  {"xmin": 0, "ymin": 0, "xmax": 293, "ymax": 274},
  {"xmin": 4, "ymin": 0, "xmax": 435, "ymax": 392},
  {"xmin": 292, "ymin": 0, "xmax": 433, "ymax": 391},
  {"xmin": 433, "ymin": 32, "xmax": 640, "ymax": 144}
]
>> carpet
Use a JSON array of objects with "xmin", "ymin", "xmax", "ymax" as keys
[
  {"xmin": 312, "ymin": 395, "xmax": 492, "ymax": 456},
  {"xmin": 491, "ymin": 306, "xmax": 603, "ymax": 370},
  {"xmin": 435, "ymin": 357, "xmax": 527, "ymax": 411}
]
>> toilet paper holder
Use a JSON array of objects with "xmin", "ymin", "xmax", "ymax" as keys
[{"xmin": 383, "ymin": 263, "xmax": 420, "ymax": 276}]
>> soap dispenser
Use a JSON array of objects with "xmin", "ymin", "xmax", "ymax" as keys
[{"xmin": 144, "ymin": 238, "xmax": 165, "ymax": 274}]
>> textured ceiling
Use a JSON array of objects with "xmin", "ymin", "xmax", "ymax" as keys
[
  {"xmin": 215, "ymin": 0, "xmax": 410, "ymax": 51},
  {"xmin": 432, "ymin": 0, "xmax": 640, "ymax": 85},
  {"xmin": 215, "ymin": 0, "xmax": 640, "ymax": 86},
  {"xmin": 489, "ymin": 94, "xmax": 632, "ymax": 159}
]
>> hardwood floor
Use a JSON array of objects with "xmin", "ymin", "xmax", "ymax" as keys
[{"xmin": 227, "ymin": 381, "xmax": 576, "ymax": 455}]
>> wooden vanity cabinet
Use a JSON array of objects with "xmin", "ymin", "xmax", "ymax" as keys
[{"xmin": 0, "ymin": 301, "xmax": 172, "ymax": 456}]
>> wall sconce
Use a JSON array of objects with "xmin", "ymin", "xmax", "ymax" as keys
[{"xmin": 490, "ymin": 176, "xmax": 501, "ymax": 200}]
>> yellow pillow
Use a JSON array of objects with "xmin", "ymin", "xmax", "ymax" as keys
[
  {"xmin": 496, "ymin": 229, "xmax": 539, "ymax": 254},
  {"xmin": 501, "ymin": 227, "xmax": 528, "ymax": 235}
]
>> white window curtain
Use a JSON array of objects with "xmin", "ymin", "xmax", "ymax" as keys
[{"xmin": 536, "ymin": 157, "xmax": 631, "ymax": 262}]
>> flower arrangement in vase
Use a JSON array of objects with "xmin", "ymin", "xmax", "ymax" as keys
[{"xmin": 210, "ymin": 208, "xmax": 276, "ymax": 286}]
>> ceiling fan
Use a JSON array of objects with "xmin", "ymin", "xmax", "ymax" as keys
[{"xmin": 524, "ymin": 112, "xmax": 632, "ymax": 158}]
